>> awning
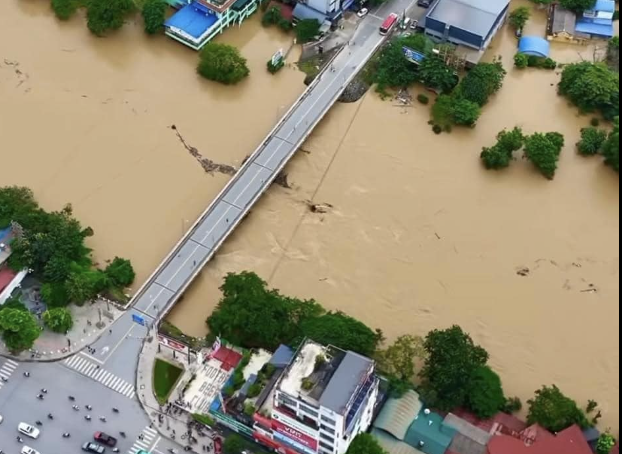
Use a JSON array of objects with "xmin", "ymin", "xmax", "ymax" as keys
[{"xmin": 292, "ymin": 3, "xmax": 326, "ymax": 23}]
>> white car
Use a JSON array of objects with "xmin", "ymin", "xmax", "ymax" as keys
[
  {"xmin": 357, "ymin": 8, "xmax": 369, "ymax": 17},
  {"xmin": 18, "ymin": 422, "xmax": 40, "ymax": 439},
  {"xmin": 22, "ymin": 447, "xmax": 41, "ymax": 454}
]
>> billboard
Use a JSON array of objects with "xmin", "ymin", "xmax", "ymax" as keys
[
  {"xmin": 402, "ymin": 46, "xmax": 426, "ymax": 64},
  {"xmin": 157, "ymin": 334, "xmax": 189, "ymax": 355},
  {"xmin": 272, "ymin": 419, "xmax": 318, "ymax": 452}
]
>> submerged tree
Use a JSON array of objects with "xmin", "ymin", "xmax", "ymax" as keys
[
  {"xmin": 527, "ymin": 385, "xmax": 591, "ymax": 432},
  {"xmin": 197, "ymin": 43, "xmax": 250, "ymax": 85},
  {"xmin": 87, "ymin": 0, "xmax": 135, "ymax": 36},
  {"xmin": 142, "ymin": 0, "xmax": 168, "ymax": 35},
  {"xmin": 524, "ymin": 132, "xmax": 565, "ymax": 179}
]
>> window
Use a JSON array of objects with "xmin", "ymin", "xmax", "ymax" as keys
[
  {"xmin": 320, "ymin": 440, "xmax": 334, "ymax": 451},
  {"xmin": 300, "ymin": 404, "xmax": 319, "ymax": 418},
  {"xmin": 320, "ymin": 432, "xmax": 334, "ymax": 443},
  {"xmin": 321, "ymin": 415, "xmax": 336, "ymax": 425},
  {"xmin": 277, "ymin": 393, "xmax": 298, "ymax": 408},
  {"xmin": 320, "ymin": 448, "xmax": 334, "ymax": 454},
  {"xmin": 320, "ymin": 425, "xmax": 335, "ymax": 435}
]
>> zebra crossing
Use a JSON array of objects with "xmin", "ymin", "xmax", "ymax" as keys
[
  {"xmin": 63, "ymin": 354, "xmax": 136, "ymax": 399},
  {"xmin": 128, "ymin": 426, "xmax": 158, "ymax": 454},
  {"xmin": 0, "ymin": 358, "xmax": 19, "ymax": 389}
]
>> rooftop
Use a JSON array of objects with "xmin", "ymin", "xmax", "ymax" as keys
[
  {"xmin": 487, "ymin": 425, "xmax": 593, "ymax": 454},
  {"xmin": 427, "ymin": 0, "xmax": 510, "ymax": 38},
  {"xmin": 405, "ymin": 409, "xmax": 457, "ymax": 454},
  {"xmin": 0, "ymin": 227, "xmax": 14, "ymax": 266},
  {"xmin": 278, "ymin": 339, "xmax": 374, "ymax": 415},
  {"xmin": 0, "ymin": 266, "xmax": 17, "ymax": 294},
  {"xmin": 374, "ymin": 390, "xmax": 423, "ymax": 441}
]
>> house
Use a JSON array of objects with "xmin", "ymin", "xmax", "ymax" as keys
[
  {"xmin": 423, "ymin": 0, "xmax": 510, "ymax": 51},
  {"xmin": 548, "ymin": 3, "xmax": 579, "ymax": 42},
  {"xmin": 576, "ymin": 0, "xmax": 615, "ymax": 39},
  {"xmin": 486, "ymin": 424, "xmax": 593, "ymax": 454},
  {"xmin": 373, "ymin": 390, "xmax": 457, "ymax": 454},
  {"xmin": 0, "ymin": 266, "xmax": 28, "ymax": 305}
]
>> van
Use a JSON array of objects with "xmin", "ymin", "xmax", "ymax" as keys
[{"xmin": 401, "ymin": 17, "xmax": 411, "ymax": 30}]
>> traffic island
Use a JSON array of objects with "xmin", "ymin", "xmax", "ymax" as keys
[{"xmin": 153, "ymin": 358, "xmax": 185, "ymax": 405}]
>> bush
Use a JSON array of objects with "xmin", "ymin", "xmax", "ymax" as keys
[
  {"xmin": 503, "ymin": 396, "xmax": 523, "ymax": 414},
  {"xmin": 43, "ymin": 307, "xmax": 74, "ymax": 333},
  {"xmin": 577, "ymin": 127, "xmax": 608, "ymax": 156},
  {"xmin": 602, "ymin": 117, "xmax": 619, "ymax": 172},
  {"xmin": 509, "ymin": 6, "xmax": 531, "ymax": 31},
  {"xmin": 142, "ymin": 0, "xmax": 168, "ymax": 35},
  {"xmin": 514, "ymin": 53, "xmax": 529, "ymax": 69},
  {"xmin": 105, "ymin": 257, "xmax": 136, "ymax": 288},
  {"xmin": 450, "ymin": 98, "xmax": 481, "ymax": 126},
  {"xmin": 52, "ymin": 0, "xmax": 80, "ymax": 20},
  {"xmin": 295, "ymin": 19, "xmax": 321, "ymax": 43},
  {"xmin": 542, "ymin": 58, "xmax": 557, "ymax": 70},
  {"xmin": 455, "ymin": 61, "xmax": 506, "ymax": 106},
  {"xmin": 466, "ymin": 365, "xmax": 507, "ymax": 419},
  {"xmin": 524, "ymin": 132, "xmax": 565, "ymax": 179},
  {"xmin": 41, "ymin": 282, "xmax": 71, "ymax": 307},
  {"xmin": 278, "ymin": 18, "xmax": 293, "ymax": 31},
  {"xmin": 527, "ymin": 385, "xmax": 591, "ymax": 432},
  {"xmin": 262, "ymin": 6, "xmax": 282, "ymax": 26},
  {"xmin": 417, "ymin": 94, "xmax": 430, "ymax": 105},
  {"xmin": 591, "ymin": 117, "xmax": 601, "ymax": 127},
  {"xmin": 87, "ymin": 0, "xmax": 135, "ymax": 36},
  {"xmin": 480, "ymin": 127, "xmax": 525, "ymax": 170},
  {"xmin": 197, "ymin": 43, "xmax": 250, "ymax": 85},
  {"xmin": 433, "ymin": 125, "xmax": 443, "ymax": 134},
  {"xmin": 247, "ymin": 383, "xmax": 263, "ymax": 398}
]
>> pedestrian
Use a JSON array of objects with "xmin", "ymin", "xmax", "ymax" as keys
[{"xmin": 109, "ymin": 329, "xmax": 112, "ymax": 334}]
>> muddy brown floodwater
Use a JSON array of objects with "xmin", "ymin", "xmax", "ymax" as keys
[{"xmin": 1, "ymin": 0, "xmax": 619, "ymax": 430}]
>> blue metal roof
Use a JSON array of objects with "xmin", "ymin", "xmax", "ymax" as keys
[
  {"xmin": 592, "ymin": 0, "xmax": 615, "ymax": 13},
  {"xmin": 164, "ymin": 2, "xmax": 218, "ymax": 39},
  {"xmin": 427, "ymin": 0, "xmax": 510, "ymax": 39},
  {"xmin": 518, "ymin": 36, "xmax": 551, "ymax": 58},
  {"xmin": 576, "ymin": 19, "xmax": 614, "ymax": 37},
  {"xmin": 269, "ymin": 345, "xmax": 294, "ymax": 368},
  {"xmin": 319, "ymin": 351, "xmax": 372, "ymax": 414},
  {"xmin": 292, "ymin": 3, "xmax": 326, "ymax": 23}
]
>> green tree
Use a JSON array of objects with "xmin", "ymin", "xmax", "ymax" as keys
[
  {"xmin": 1, "ymin": 296, "xmax": 29, "ymax": 312},
  {"xmin": 602, "ymin": 117, "xmax": 619, "ymax": 172},
  {"xmin": 346, "ymin": 433, "xmax": 387, "ymax": 454},
  {"xmin": 419, "ymin": 325, "xmax": 489, "ymax": 411},
  {"xmin": 105, "ymin": 257, "xmax": 136, "ymax": 287},
  {"xmin": 223, "ymin": 434, "xmax": 248, "ymax": 454},
  {"xmin": 480, "ymin": 128, "xmax": 525, "ymax": 170},
  {"xmin": 87, "ymin": 0, "xmax": 135, "ymax": 36},
  {"xmin": 402, "ymin": 33, "xmax": 435, "ymax": 54},
  {"xmin": 296, "ymin": 19, "xmax": 321, "ymax": 43},
  {"xmin": 142, "ymin": 0, "xmax": 168, "ymax": 35},
  {"xmin": 466, "ymin": 365, "xmax": 506, "ymax": 419},
  {"xmin": 502, "ymin": 396, "xmax": 523, "ymax": 414},
  {"xmin": 529, "ymin": 0, "xmax": 553, "ymax": 5},
  {"xmin": 559, "ymin": 62, "xmax": 619, "ymax": 120},
  {"xmin": 596, "ymin": 431, "xmax": 617, "ymax": 454},
  {"xmin": 43, "ymin": 307, "xmax": 74, "ymax": 333},
  {"xmin": 376, "ymin": 335, "xmax": 425, "ymax": 397},
  {"xmin": 300, "ymin": 311, "xmax": 383, "ymax": 357},
  {"xmin": 527, "ymin": 385, "xmax": 590, "ymax": 432},
  {"xmin": 65, "ymin": 270, "xmax": 97, "ymax": 305},
  {"xmin": 450, "ymin": 98, "xmax": 481, "ymax": 126},
  {"xmin": 262, "ymin": 6, "xmax": 283, "ymax": 26},
  {"xmin": 560, "ymin": 0, "xmax": 596, "ymax": 12},
  {"xmin": 577, "ymin": 127, "xmax": 608, "ymax": 156},
  {"xmin": 197, "ymin": 43, "xmax": 250, "ymax": 85},
  {"xmin": 455, "ymin": 61, "xmax": 507, "ymax": 106},
  {"xmin": 509, "ymin": 6, "xmax": 531, "ymax": 31},
  {"xmin": 0, "ymin": 308, "xmax": 41, "ymax": 353},
  {"xmin": 418, "ymin": 55, "xmax": 458, "ymax": 93},
  {"xmin": 524, "ymin": 132, "xmax": 565, "ymax": 179},
  {"xmin": 514, "ymin": 53, "xmax": 529, "ymax": 69},
  {"xmin": 375, "ymin": 41, "xmax": 419, "ymax": 91},
  {"xmin": 41, "ymin": 282, "xmax": 71, "ymax": 307},
  {"xmin": 51, "ymin": 0, "xmax": 80, "ymax": 20},
  {"xmin": 0, "ymin": 186, "xmax": 40, "ymax": 228}
]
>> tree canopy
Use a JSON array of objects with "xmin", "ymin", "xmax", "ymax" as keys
[
  {"xmin": 197, "ymin": 43, "xmax": 250, "ymax": 85},
  {"xmin": 419, "ymin": 325, "xmax": 489, "ymax": 411},
  {"xmin": 223, "ymin": 434, "xmax": 249, "ymax": 454},
  {"xmin": 596, "ymin": 431, "xmax": 617, "ymax": 454},
  {"xmin": 376, "ymin": 335, "xmax": 425, "ymax": 397},
  {"xmin": 87, "ymin": 0, "xmax": 135, "ymax": 36},
  {"xmin": 602, "ymin": 117, "xmax": 619, "ymax": 172},
  {"xmin": 524, "ymin": 132, "xmax": 565, "ymax": 179},
  {"xmin": 455, "ymin": 61, "xmax": 507, "ymax": 107},
  {"xmin": 105, "ymin": 257, "xmax": 136, "ymax": 287},
  {"xmin": 466, "ymin": 365, "xmax": 507, "ymax": 419},
  {"xmin": 481, "ymin": 127, "xmax": 525, "ymax": 170},
  {"xmin": 509, "ymin": 6, "xmax": 531, "ymax": 31},
  {"xmin": 52, "ymin": 0, "xmax": 80, "ymax": 20},
  {"xmin": 559, "ymin": 62, "xmax": 619, "ymax": 120},
  {"xmin": 560, "ymin": 0, "xmax": 596, "ymax": 12},
  {"xmin": 43, "ymin": 307, "xmax": 74, "ymax": 333},
  {"xmin": 577, "ymin": 127, "xmax": 608, "ymax": 156},
  {"xmin": 346, "ymin": 433, "xmax": 387, "ymax": 454},
  {"xmin": 418, "ymin": 55, "xmax": 458, "ymax": 93},
  {"xmin": 207, "ymin": 272, "xmax": 383, "ymax": 356},
  {"xmin": 142, "ymin": 0, "xmax": 168, "ymax": 35},
  {"xmin": 296, "ymin": 19, "xmax": 321, "ymax": 43},
  {"xmin": 0, "ymin": 307, "xmax": 41, "ymax": 353},
  {"xmin": 527, "ymin": 385, "xmax": 590, "ymax": 432}
]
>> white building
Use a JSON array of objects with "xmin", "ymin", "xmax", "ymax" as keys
[{"xmin": 255, "ymin": 339, "xmax": 380, "ymax": 454}]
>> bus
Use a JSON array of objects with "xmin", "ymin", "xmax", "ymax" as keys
[{"xmin": 379, "ymin": 13, "xmax": 399, "ymax": 35}]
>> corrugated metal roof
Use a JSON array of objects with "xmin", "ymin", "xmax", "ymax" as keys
[
  {"xmin": 427, "ymin": 0, "xmax": 510, "ymax": 38},
  {"xmin": 373, "ymin": 429, "xmax": 426, "ymax": 454},
  {"xmin": 292, "ymin": 3, "xmax": 326, "ymax": 22},
  {"xmin": 592, "ymin": 0, "xmax": 616, "ymax": 13},
  {"xmin": 518, "ymin": 36, "xmax": 551, "ymax": 57},
  {"xmin": 270, "ymin": 345, "xmax": 295, "ymax": 368},
  {"xmin": 373, "ymin": 390, "xmax": 422, "ymax": 441},
  {"xmin": 575, "ymin": 19, "xmax": 614, "ymax": 37},
  {"xmin": 319, "ymin": 351, "xmax": 372, "ymax": 414},
  {"xmin": 552, "ymin": 6, "xmax": 577, "ymax": 33},
  {"xmin": 444, "ymin": 413, "xmax": 492, "ymax": 446}
]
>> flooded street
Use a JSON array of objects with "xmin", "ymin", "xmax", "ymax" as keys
[
  {"xmin": 1, "ymin": 0, "xmax": 619, "ymax": 430},
  {"xmin": 0, "ymin": 0, "xmax": 304, "ymax": 284}
]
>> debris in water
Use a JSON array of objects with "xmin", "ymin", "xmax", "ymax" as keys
[
  {"xmin": 516, "ymin": 267, "xmax": 530, "ymax": 277},
  {"xmin": 307, "ymin": 202, "xmax": 334, "ymax": 214},
  {"xmin": 171, "ymin": 125, "xmax": 236, "ymax": 176}
]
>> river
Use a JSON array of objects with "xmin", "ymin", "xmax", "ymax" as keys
[{"xmin": 1, "ymin": 0, "xmax": 619, "ymax": 429}]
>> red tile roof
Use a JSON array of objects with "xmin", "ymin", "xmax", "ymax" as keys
[
  {"xmin": 212, "ymin": 346, "xmax": 243, "ymax": 372},
  {"xmin": 451, "ymin": 409, "xmax": 528, "ymax": 437},
  {"xmin": 487, "ymin": 425, "xmax": 593, "ymax": 454},
  {"xmin": 0, "ymin": 267, "xmax": 17, "ymax": 293}
]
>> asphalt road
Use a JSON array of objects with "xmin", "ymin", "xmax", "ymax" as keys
[{"xmin": 0, "ymin": 359, "xmax": 184, "ymax": 454}]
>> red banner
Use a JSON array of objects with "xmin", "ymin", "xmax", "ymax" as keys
[{"xmin": 272, "ymin": 419, "xmax": 318, "ymax": 450}]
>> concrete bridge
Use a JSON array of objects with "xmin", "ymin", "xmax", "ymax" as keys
[{"xmin": 130, "ymin": 18, "xmax": 390, "ymax": 323}]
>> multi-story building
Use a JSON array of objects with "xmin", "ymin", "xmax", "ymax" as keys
[{"xmin": 254, "ymin": 339, "xmax": 380, "ymax": 454}]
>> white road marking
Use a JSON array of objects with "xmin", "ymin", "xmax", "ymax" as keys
[
  {"xmin": 63, "ymin": 354, "xmax": 135, "ymax": 398},
  {"xmin": 0, "ymin": 359, "xmax": 18, "ymax": 389}
]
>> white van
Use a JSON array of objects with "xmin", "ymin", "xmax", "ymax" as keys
[{"xmin": 401, "ymin": 17, "xmax": 411, "ymax": 30}]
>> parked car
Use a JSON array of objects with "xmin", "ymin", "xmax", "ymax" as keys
[
  {"xmin": 82, "ymin": 442, "xmax": 106, "ymax": 454},
  {"xmin": 94, "ymin": 431, "xmax": 118, "ymax": 447},
  {"xmin": 357, "ymin": 7, "xmax": 369, "ymax": 17},
  {"xmin": 417, "ymin": 0, "xmax": 431, "ymax": 7},
  {"xmin": 410, "ymin": 19, "xmax": 419, "ymax": 30},
  {"xmin": 18, "ymin": 423, "xmax": 40, "ymax": 439},
  {"xmin": 21, "ymin": 447, "xmax": 40, "ymax": 454}
]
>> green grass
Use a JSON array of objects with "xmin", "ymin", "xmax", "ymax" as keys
[{"xmin": 153, "ymin": 359, "xmax": 184, "ymax": 405}]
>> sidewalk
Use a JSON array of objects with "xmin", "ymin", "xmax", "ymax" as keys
[
  {"xmin": 136, "ymin": 331, "xmax": 212, "ymax": 453},
  {"xmin": 0, "ymin": 297, "xmax": 123, "ymax": 362}
]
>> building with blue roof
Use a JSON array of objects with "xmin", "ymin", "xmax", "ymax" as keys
[
  {"xmin": 423, "ymin": 0, "xmax": 510, "ymax": 51},
  {"xmin": 575, "ymin": 0, "xmax": 615, "ymax": 38},
  {"xmin": 518, "ymin": 36, "xmax": 551, "ymax": 58}
]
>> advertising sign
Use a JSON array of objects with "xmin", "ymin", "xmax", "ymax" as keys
[
  {"xmin": 402, "ymin": 46, "xmax": 426, "ymax": 64},
  {"xmin": 272, "ymin": 410, "xmax": 318, "ymax": 439},
  {"xmin": 273, "ymin": 431, "xmax": 317, "ymax": 454},
  {"xmin": 272, "ymin": 419, "xmax": 318, "ymax": 451},
  {"xmin": 157, "ymin": 334, "xmax": 189, "ymax": 355}
]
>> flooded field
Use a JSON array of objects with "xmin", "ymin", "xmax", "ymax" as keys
[
  {"xmin": 0, "ymin": 0, "xmax": 304, "ymax": 284},
  {"xmin": 1, "ymin": 0, "xmax": 619, "ymax": 429}
]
